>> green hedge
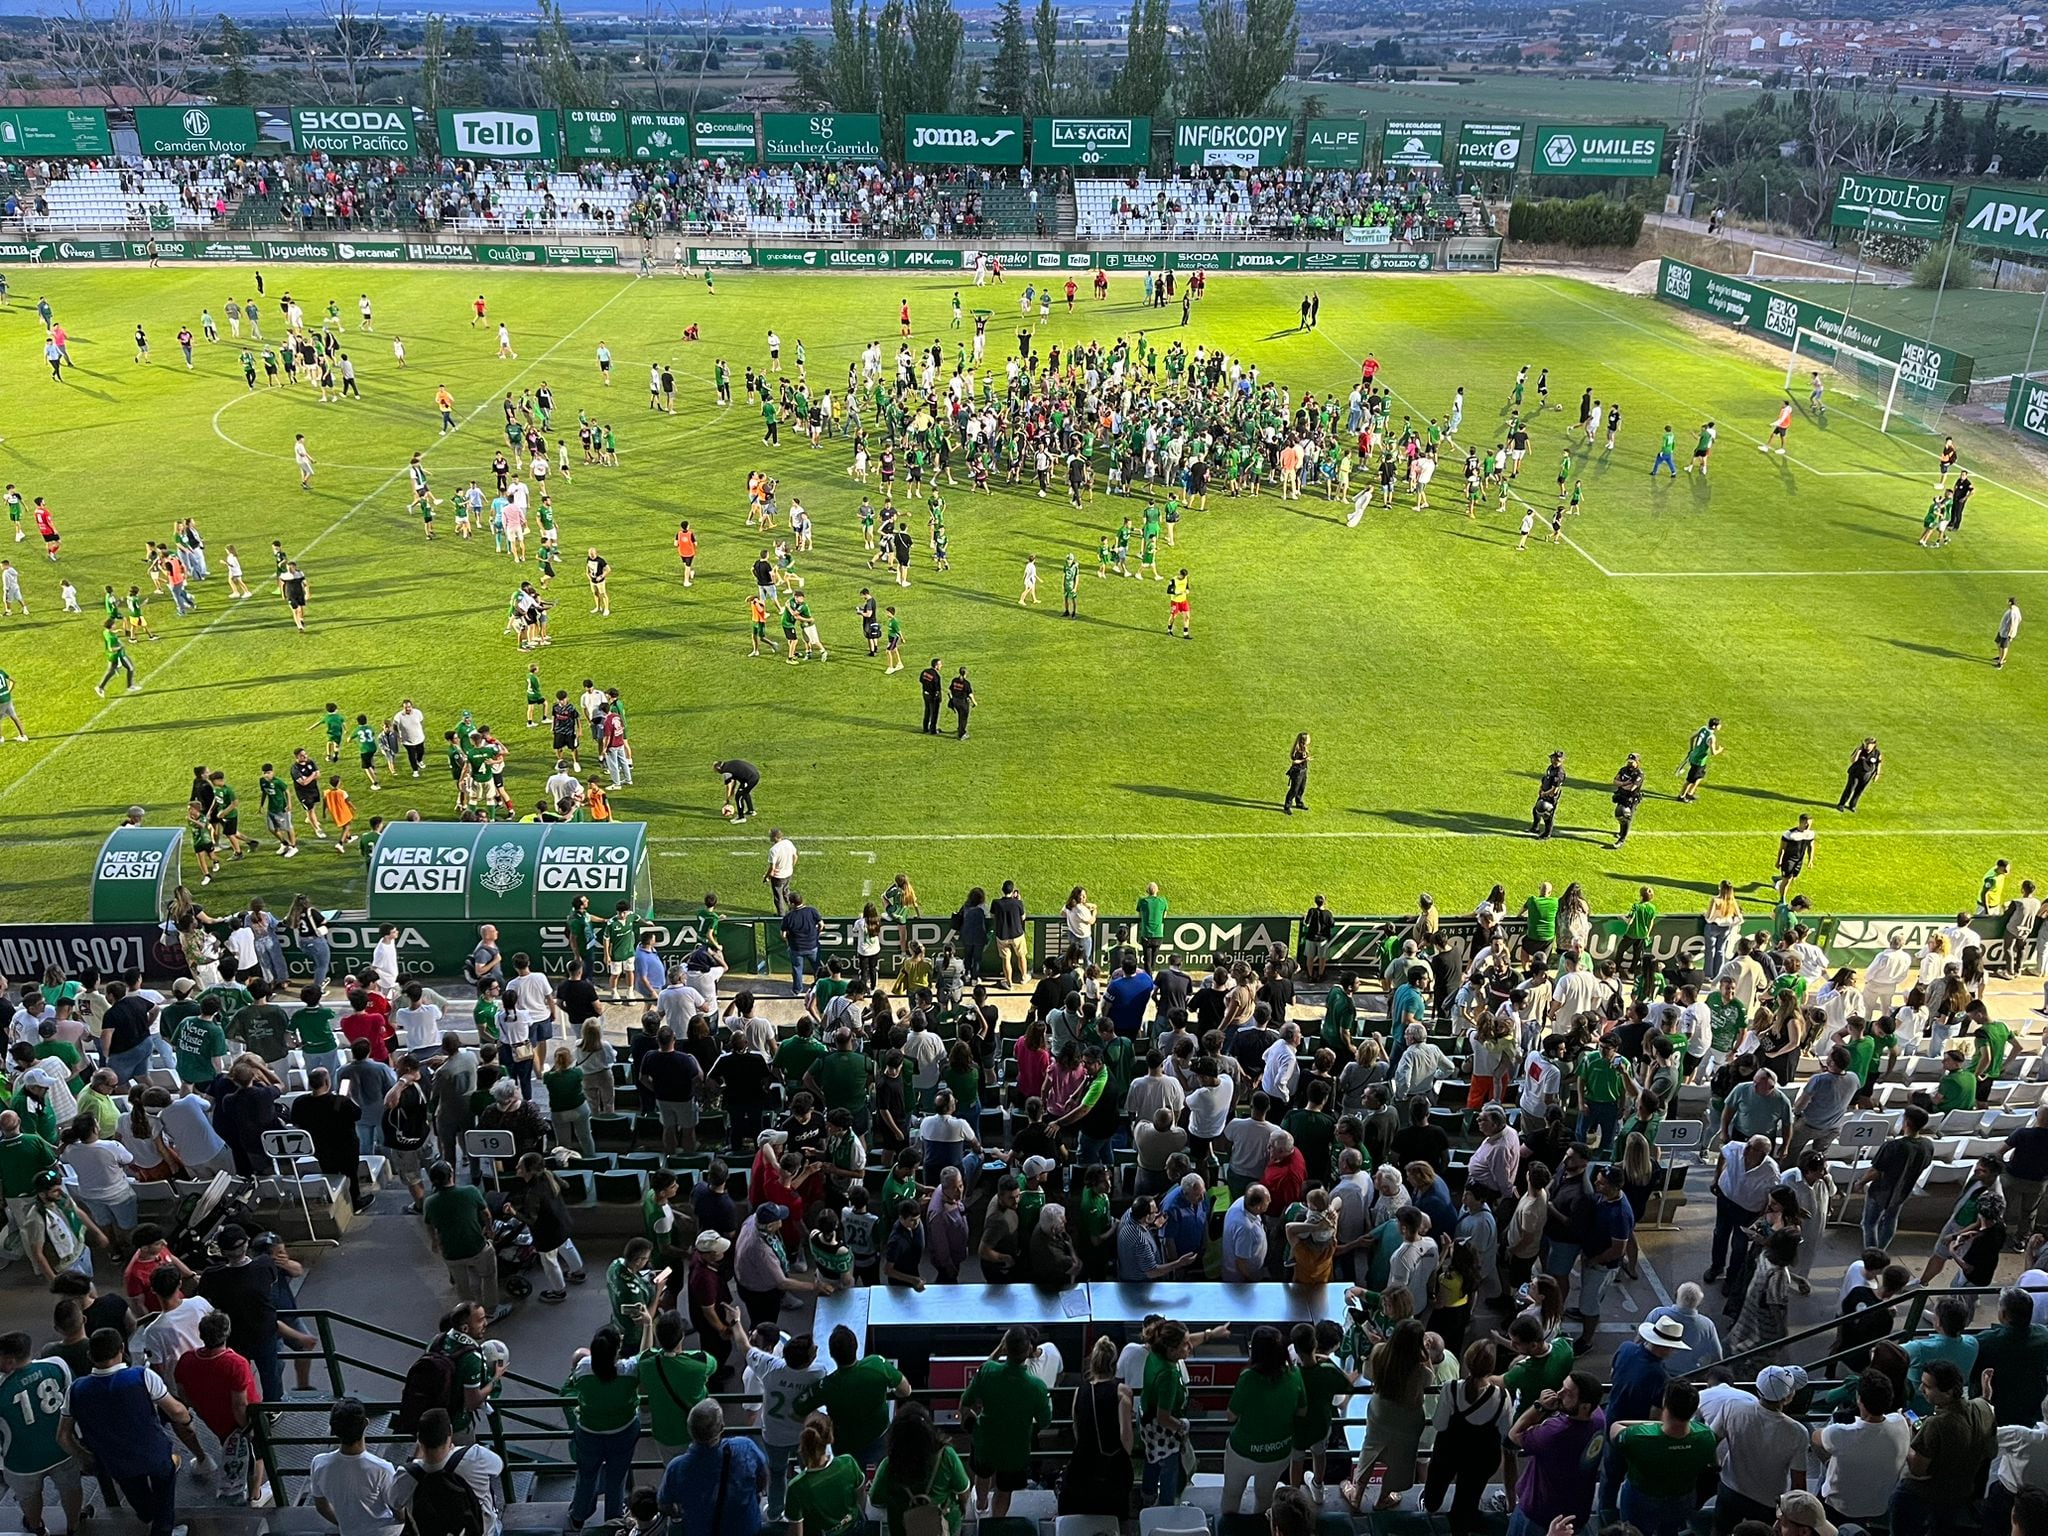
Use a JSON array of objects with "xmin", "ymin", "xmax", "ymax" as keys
[{"xmin": 1507, "ymin": 196, "xmax": 1645, "ymax": 247}]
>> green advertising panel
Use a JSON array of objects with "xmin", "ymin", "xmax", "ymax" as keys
[
  {"xmin": 1961, "ymin": 185, "xmax": 2048, "ymax": 256},
  {"xmin": 761, "ymin": 112, "xmax": 884, "ymax": 163},
  {"xmin": 1226, "ymin": 250, "xmax": 1300, "ymax": 272},
  {"xmin": 437, "ymin": 109, "xmax": 559, "ymax": 161},
  {"xmin": 1027, "ymin": 915, "xmax": 1294, "ymax": 972},
  {"xmin": 1655, "ymin": 257, "xmax": 1974, "ymax": 401},
  {"xmin": 289, "ymin": 106, "xmax": 416, "ymax": 157},
  {"xmin": 1032, "ymin": 117, "xmax": 1149, "ymax": 166},
  {"xmin": 0, "ymin": 108, "xmax": 110, "ymax": 158},
  {"xmin": 563, "ymin": 109, "xmax": 627, "ymax": 160},
  {"xmin": 1302, "ymin": 121, "xmax": 1366, "ymax": 169},
  {"xmin": 542, "ymin": 244, "xmax": 621, "ymax": 266},
  {"xmin": 628, "ymin": 113, "xmax": 691, "ymax": 161},
  {"xmin": 90, "ymin": 828, "xmax": 184, "ymax": 924},
  {"xmin": 1380, "ymin": 120, "xmax": 1446, "ymax": 170},
  {"xmin": 135, "ymin": 106, "xmax": 259, "ymax": 157},
  {"xmin": 893, "ymin": 248, "xmax": 965, "ymax": 270},
  {"xmin": 1532, "ymin": 124, "xmax": 1665, "ymax": 177},
  {"xmin": 1830, "ymin": 173, "xmax": 1952, "ymax": 234},
  {"xmin": 691, "ymin": 113, "xmax": 757, "ymax": 161},
  {"xmin": 1169, "ymin": 248, "xmax": 1236, "ymax": 271},
  {"xmin": 904, "ymin": 115, "xmax": 1025, "ymax": 165},
  {"xmin": 1456, "ymin": 120, "xmax": 1525, "ymax": 172},
  {"xmin": 1364, "ymin": 251, "xmax": 1435, "ymax": 271},
  {"xmin": 2007, "ymin": 376, "xmax": 2048, "ymax": 446},
  {"xmin": 1174, "ymin": 119, "xmax": 1293, "ymax": 168},
  {"xmin": 368, "ymin": 820, "xmax": 651, "ymax": 923}
]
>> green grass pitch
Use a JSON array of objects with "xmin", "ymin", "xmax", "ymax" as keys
[{"xmin": 0, "ymin": 264, "xmax": 2043, "ymax": 923}]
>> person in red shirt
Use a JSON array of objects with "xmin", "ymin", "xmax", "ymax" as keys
[
  {"xmin": 123, "ymin": 1225, "xmax": 199, "ymax": 1315},
  {"xmin": 33, "ymin": 497, "xmax": 57, "ymax": 559},
  {"xmin": 338, "ymin": 988, "xmax": 394, "ymax": 1063},
  {"xmin": 1261, "ymin": 1131, "xmax": 1308, "ymax": 1213},
  {"xmin": 472, "ymin": 294, "xmax": 487, "ymax": 327},
  {"xmin": 174, "ymin": 1311, "xmax": 266, "ymax": 1504}
]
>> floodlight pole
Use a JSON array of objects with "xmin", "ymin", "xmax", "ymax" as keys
[
  {"xmin": 1922, "ymin": 220, "xmax": 1961, "ymax": 346},
  {"xmin": 2022, "ymin": 284, "xmax": 2048, "ymax": 390},
  {"xmin": 1671, "ymin": 0, "xmax": 1726, "ymax": 215}
]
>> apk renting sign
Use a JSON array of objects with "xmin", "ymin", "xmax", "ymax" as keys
[
  {"xmin": 289, "ymin": 106, "xmax": 416, "ymax": 157},
  {"xmin": 437, "ymin": 110, "xmax": 559, "ymax": 160},
  {"xmin": 1961, "ymin": 185, "xmax": 2048, "ymax": 257},
  {"xmin": 1655, "ymin": 257, "xmax": 1973, "ymax": 401},
  {"xmin": 904, "ymin": 115, "xmax": 1025, "ymax": 165},
  {"xmin": 1532, "ymin": 124, "xmax": 1665, "ymax": 177},
  {"xmin": 1831, "ymin": 173, "xmax": 1953, "ymax": 235},
  {"xmin": 1174, "ymin": 119, "xmax": 1292, "ymax": 168},
  {"xmin": 1032, "ymin": 117, "xmax": 1149, "ymax": 166}
]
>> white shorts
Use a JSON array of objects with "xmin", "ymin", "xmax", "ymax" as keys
[{"xmin": 5, "ymin": 1461, "xmax": 80, "ymax": 1500}]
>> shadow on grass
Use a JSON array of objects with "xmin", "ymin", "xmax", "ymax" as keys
[
  {"xmin": 1605, "ymin": 871, "xmax": 1728, "ymax": 897},
  {"xmin": 1882, "ymin": 637, "xmax": 1990, "ymax": 665},
  {"xmin": 1115, "ymin": 783, "xmax": 1277, "ymax": 812},
  {"xmin": 1707, "ymin": 782, "xmax": 1835, "ymax": 810}
]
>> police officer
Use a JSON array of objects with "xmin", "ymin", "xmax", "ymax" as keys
[
  {"xmin": 918, "ymin": 658, "xmax": 944, "ymax": 736},
  {"xmin": 1611, "ymin": 752, "xmax": 1645, "ymax": 850},
  {"xmin": 1533, "ymin": 749, "xmax": 1565, "ymax": 839}
]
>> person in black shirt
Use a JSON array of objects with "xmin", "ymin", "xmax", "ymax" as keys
[
  {"xmin": 712, "ymin": 759, "xmax": 759, "ymax": 822},
  {"xmin": 1611, "ymin": 752, "xmax": 1645, "ymax": 849},
  {"xmin": 872, "ymin": 1051, "xmax": 909, "ymax": 1155},
  {"xmin": 1257, "ymin": 961, "xmax": 1295, "ymax": 1027},
  {"xmin": 1190, "ymin": 968, "xmax": 1229, "ymax": 1036},
  {"xmin": 1839, "ymin": 737, "xmax": 1883, "ymax": 813},
  {"xmin": 1026, "ymin": 959, "xmax": 1064, "ymax": 1023},
  {"xmin": 289, "ymin": 1067, "xmax": 368, "ymax": 1210},
  {"xmin": 1533, "ymin": 750, "xmax": 1566, "ymax": 838},
  {"xmin": 1152, "ymin": 958, "xmax": 1193, "ymax": 1023},
  {"xmin": 947, "ymin": 667, "xmax": 975, "ymax": 739},
  {"xmin": 709, "ymin": 1038, "xmax": 774, "ymax": 1151},
  {"xmin": 1388, "ymin": 1099, "xmax": 1452, "ymax": 1172},
  {"xmin": 637, "ymin": 1027, "xmax": 703, "ymax": 1155},
  {"xmin": 917, "ymin": 660, "xmax": 944, "ymax": 735},
  {"xmin": 198, "ymin": 1225, "xmax": 282, "ymax": 1398},
  {"xmin": 555, "ymin": 959, "xmax": 600, "ymax": 1030}
]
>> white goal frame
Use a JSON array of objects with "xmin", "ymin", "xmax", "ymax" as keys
[
  {"xmin": 1786, "ymin": 326, "xmax": 1903, "ymax": 433},
  {"xmin": 1746, "ymin": 249, "xmax": 1864, "ymax": 283}
]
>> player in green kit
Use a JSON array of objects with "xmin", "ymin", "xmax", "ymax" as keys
[
  {"xmin": 779, "ymin": 600, "xmax": 800, "ymax": 663},
  {"xmin": 186, "ymin": 797, "xmax": 218, "ymax": 885},
  {"xmin": 1556, "ymin": 450, "xmax": 1573, "ymax": 496},
  {"xmin": 1063, "ymin": 552, "xmax": 1079, "ymax": 618},
  {"xmin": 414, "ymin": 494, "xmax": 436, "ymax": 540},
  {"xmin": 1677, "ymin": 717, "xmax": 1721, "ymax": 803},
  {"xmin": 1140, "ymin": 528, "xmax": 1159, "ymax": 580},
  {"xmin": 1651, "ymin": 425, "xmax": 1678, "ymax": 479},
  {"xmin": 883, "ymin": 606, "xmax": 903, "ymax": 673},
  {"xmin": 1567, "ymin": 480, "xmax": 1585, "ymax": 517},
  {"xmin": 318, "ymin": 703, "xmax": 347, "ymax": 762},
  {"xmin": 1097, "ymin": 535, "xmax": 1111, "ymax": 578},
  {"xmin": 0, "ymin": 1334, "xmax": 85, "ymax": 1534},
  {"xmin": 1141, "ymin": 503, "xmax": 1162, "ymax": 575},
  {"xmin": 351, "ymin": 714, "xmax": 383, "ymax": 789},
  {"xmin": 525, "ymin": 663, "xmax": 546, "ymax": 727},
  {"xmin": 1114, "ymin": 518, "xmax": 1132, "ymax": 576},
  {"xmin": 933, "ymin": 524, "xmax": 950, "ymax": 570}
]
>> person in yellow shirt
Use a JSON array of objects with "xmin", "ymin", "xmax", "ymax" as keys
[{"xmin": 1165, "ymin": 568, "xmax": 1191, "ymax": 639}]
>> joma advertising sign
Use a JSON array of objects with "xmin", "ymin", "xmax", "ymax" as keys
[{"xmin": 904, "ymin": 115, "xmax": 1024, "ymax": 166}]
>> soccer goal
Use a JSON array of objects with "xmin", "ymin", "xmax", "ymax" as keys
[
  {"xmin": 1746, "ymin": 250, "xmax": 1866, "ymax": 284},
  {"xmin": 1786, "ymin": 326, "xmax": 1905, "ymax": 432}
]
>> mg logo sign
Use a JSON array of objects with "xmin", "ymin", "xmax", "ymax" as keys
[
  {"xmin": 1543, "ymin": 135, "xmax": 1577, "ymax": 167},
  {"xmin": 182, "ymin": 108, "xmax": 211, "ymax": 138}
]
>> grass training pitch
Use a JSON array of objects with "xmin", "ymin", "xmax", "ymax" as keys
[{"xmin": 0, "ymin": 265, "xmax": 2044, "ymax": 923}]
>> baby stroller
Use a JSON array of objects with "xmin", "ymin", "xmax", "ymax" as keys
[
  {"xmin": 168, "ymin": 1172, "xmax": 263, "ymax": 1268},
  {"xmin": 491, "ymin": 1207, "xmax": 541, "ymax": 1299}
]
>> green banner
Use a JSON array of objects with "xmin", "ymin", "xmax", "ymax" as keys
[
  {"xmin": 263, "ymin": 239, "xmax": 338, "ymax": 262},
  {"xmin": 1364, "ymin": 251, "xmax": 1435, "ymax": 271},
  {"xmin": 1831, "ymin": 173, "xmax": 1952, "ymax": 234},
  {"xmin": 1096, "ymin": 250, "xmax": 1164, "ymax": 270},
  {"xmin": 563, "ymin": 109, "xmax": 627, "ymax": 160},
  {"xmin": 1174, "ymin": 118, "xmax": 1292, "ymax": 168},
  {"xmin": 1169, "ymin": 248, "xmax": 1234, "ymax": 270},
  {"xmin": 692, "ymin": 246, "xmax": 755, "ymax": 267},
  {"xmin": 367, "ymin": 821, "xmax": 652, "ymax": 923},
  {"xmin": 542, "ymin": 244, "xmax": 621, "ymax": 266},
  {"xmin": 1380, "ymin": 120, "xmax": 1446, "ymax": 170},
  {"xmin": 1032, "ymin": 117, "xmax": 1149, "ymax": 166},
  {"xmin": 437, "ymin": 109, "xmax": 559, "ymax": 160},
  {"xmin": 90, "ymin": 829, "xmax": 184, "ymax": 924},
  {"xmin": 135, "ymin": 105, "xmax": 259, "ymax": 157},
  {"xmin": 1961, "ymin": 185, "xmax": 2048, "ymax": 256},
  {"xmin": 2007, "ymin": 376, "xmax": 2048, "ymax": 445},
  {"xmin": 904, "ymin": 114, "xmax": 1025, "ymax": 165},
  {"xmin": 1029, "ymin": 915, "xmax": 1294, "ymax": 972},
  {"xmin": 330, "ymin": 239, "xmax": 406, "ymax": 262},
  {"xmin": 893, "ymin": 249, "xmax": 965, "ymax": 270},
  {"xmin": 1533, "ymin": 123, "xmax": 1665, "ymax": 177},
  {"xmin": 628, "ymin": 113, "xmax": 691, "ymax": 161},
  {"xmin": 690, "ymin": 112, "xmax": 757, "ymax": 161},
  {"xmin": 762, "ymin": 112, "xmax": 884, "ymax": 163},
  {"xmin": 1302, "ymin": 121, "xmax": 1366, "ymax": 169},
  {"xmin": 42, "ymin": 239, "xmax": 125, "ymax": 261},
  {"xmin": 289, "ymin": 106, "xmax": 415, "ymax": 157},
  {"xmin": 1655, "ymin": 257, "xmax": 1974, "ymax": 401},
  {"xmin": 0, "ymin": 108, "xmax": 109, "ymax": 158},
  {"xmin": 1301, "ymin": 250, "xmax": 1369, "ymax": 271},
  {"xmin": 1227, "ymin": 250, "xmax": 1300, "ymax": 272},
  {"xmin": 128, "ymin": 239, "xmax": 266, "ymax": 262},
  {"xmin": 1456, "ymin": 120, "xmax": 1524, "ymax": 172}
]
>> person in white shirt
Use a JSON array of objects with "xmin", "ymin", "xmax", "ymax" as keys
[
  {"xmin": 1260, "ymin": 1023, "xmax": 1301, "ymax": 1102},
  {"xmin": 901, "ymin": 1016, "xmax": 947, "ymax": 1099},
  {"xmin": 393, "ymin": 988, "xmax": 444, "ymax": 1055},
  {"xmin": 656, "ymin": 969, "xmax": 707, "ymax": 1035},
  {"xmin": 1391, "ymin": 1025, "xmax": 1451, "ymax": 1104},
  {"xmin": 764, "ymin": 830, "xmax": 798, "ymax": 914},
  {"xmin": 370, "ymin": 924, "xmax": 400, "ymax": 996},
  {"xmin": 544, "ymin": 763, "xmax": 583, "ymax": 813},
  {"xmin": 1863, "ymin": 931, "xmax": 1913, "ymax": 1015},
  {"xmin": 311, "ymin": 1397, "xmax": 404, "ymax": 1536},
  {"xmin": 393, "ymin": 703, "xmax": 427, "ymax": 778},
  {"xmin": 225, "ymin": 922, "xmax": 260, "ymax": 982},
  {"xmin": 137, "ymin": 1271, "xmax": 215, "ymax": 1373},
  {"xmin": 502, "ymin": 955, "xmax": 556, "ymax": 1093},
  {"xmin": 1550, "ymin": 951, "xmax": 1605, "ymax": 1024},
  {"xmin": 1386, "ymin": 1207, "xmax": 1438, "ymax": 1313},
  {"xmin": 389, "ymin": 1409, "xmax": 502, "ymax": 1536},
  {"xmin": 1810, "ymin": 1370, "xmax": 1909, "ymax": 1523},
  {"xmin": 1519, "ymin": 1046, "xmax": 1563, "ymax": 1134},
  {"xmin": 1187, "ymin": 1063, "xmax": 1235, "ymax": 1164}
]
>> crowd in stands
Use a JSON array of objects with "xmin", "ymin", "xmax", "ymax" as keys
[
  {"xmin": 1075, "ymin": 167, "xmax": 1487, "ymax": 241},
  {"xmin": 3, "ymin": 868, "xmax": 2047, "ymax": 1536}
]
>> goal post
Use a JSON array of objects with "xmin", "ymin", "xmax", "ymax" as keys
[{"xmin": 1786, "ymin": 325, "xmax": 1902, "ymax": 433}]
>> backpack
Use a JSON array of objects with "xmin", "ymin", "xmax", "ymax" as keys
[
  {"xmin": 393, "ymin": 1335, "xmax": 477, "ymax": 1435},
  {"xmin": 386, "ymin": 1083, "xmax": 430, "ymax": 1152},
  {"xmin": 404, "ymin": 1445, "xmax": 486, "ymax": 1536},
  {"xmin": 902, "ymin": 1461, "xmax": 949, "ymax": 1536}
]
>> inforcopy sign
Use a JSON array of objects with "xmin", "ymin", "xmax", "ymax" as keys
[
  {"xmin": 135, "ymin": 106, "xmax": 259, "ymax": 156},
  {"xmin": 1302, "ymin": 121, "xmax": 1365, "ymax": 169},
  {"xmin": 563, "ymin": 109, "xmax": 627, "ymax": 160},
  {"xmin": 690, "ymin": 113, "xmax": 758, "ymax": 160},
  {"xmin": 1032, "ymin": 117, "xmax": 1149, "ymax": 166},
  {"xmin": 1380, "ymin": 120, "xmax": 1446, "ymax": 170},
  {"xmin": 1173, "ymin": 119, "xmax": 1292, "ymax": 168},
  {"xmin": 0, "ymin": 108, "xmax": 110, "ymax": 158},
  {"xmin": 1532, "ymin": 124, "xmax": 1665, "ymax": 177},
  {"xmin": 628, "ymin": 113, "xmax": 691, "ymax": 161},
  {"xmin": 761, "ymin": 112, "xmax": 884, "ymax": 162},
  {"xmin": 904, "ymin": 115, "xmax": 1025, "ymax": 165},
  {"xmin": 1830, "ymin": 173, "xmax": 1952, "ymax": 234},
  {"xmin": 437, "ymin": 109, "xmax": 559, "ymax": 161},
  {"xmin": 1960, "ymin": 185, "xmax": 2048, "ymax": 257},
  {"xmin": 1456, "ymin": 120, "xmax": 1524, "ymax": 171},
  {"xmin": 290, "ymin": 106, "xmax": 416, "ymax": 157}
]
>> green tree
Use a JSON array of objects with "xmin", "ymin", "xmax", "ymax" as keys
[
  {"xmin": 989, "ymin": 0, "xmax": 1029, "ymax": 113},
  {"xmin": 1109, "ymin": 0, "xmax": 1170, "ymax": 118},
  {"xmin": 418, "ymin": 13, "xmax": 445, "ymax": 123},
  {"xmin": 1180, "ymin": 0, "xmax": 1297, "ymax": 118},
  {"xmin": 526, "ymin": 0, "xmax": 609, "ymax": 112},
  {"xmin": 214, "ymin": 13, "xmax": 252, "ymax": 104}
]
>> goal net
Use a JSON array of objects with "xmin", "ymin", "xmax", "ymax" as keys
[
  {"xmin": 1785, "ymin": 326, "xmax": 1957, "ymax": 437},
  {"xmin": 1746, "ymin": 250, "xmax": 1866, "ymax": 284}
]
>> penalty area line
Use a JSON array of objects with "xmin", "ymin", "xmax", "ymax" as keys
[{"xmin": 651, "ymin": 826, "xmax": 2048, "ymax": 849}]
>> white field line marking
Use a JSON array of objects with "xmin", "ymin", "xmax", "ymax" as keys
[
  {"xmin": 1601, "ymin": 566, "xmax": 2048, "ymax": 579},
  {"xmin": 651, "ymin": 826, "xmax": 2048, "ymax": 849},
  {"xmin": 0, "ymin": 277, "xmax": 643, "ymax": 810}
]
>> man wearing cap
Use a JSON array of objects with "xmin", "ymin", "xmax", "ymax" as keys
[
  {"xmin": 732, "ymin": 1203, "xmax": 814, "ymax": 1330},
  {"xmin": 1700, "ymin": 1363, "xmax": 1811, "ymax": 1535},
  {"xmin": 1595, "ymin": 1314, "xmax": 1687, "ymax": 1523},
  {"xmin": 1776, "ymin": 1491, "xmax": 1839, "ymax": 1536},
  {"xmin": 1891, "ymin": 1358, "xmax": 1995, "ymax": 1536},
  {"xmin": 197, "ymin": 1223, "xmax": 285, "ymax": 1400},
  {"xmin": 685, "ymin": 1229, "xmax": 740, "ymax": 1388}
]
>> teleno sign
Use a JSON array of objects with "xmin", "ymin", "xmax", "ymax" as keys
[
  {"xmin": 1961, "ymin": 186, "xmax": 2048, "ymax": 256},
  {"xmin": 1831, "ymin": 173, "xmax": 1952, "ymax": 234},
  {"xmin": 1032, "ymin": 117, "xmax": 1149, "ymax": 166},
  {"xmin": 437, "ymin": 110, "xmax": 558, "ymax": 161},
  {"xmin": 1174, "ymin": 119, "xmax": 1292, "ymax": 168},
  {"xmin": 904, "ymin": 115, "xmax": 1024, "ymax": 166},
  {"xmin": 290, "ymin": 106, "xmax": 415, "ymax": 157}
]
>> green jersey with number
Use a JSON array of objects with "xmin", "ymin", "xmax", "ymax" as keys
[
  {"xmin": 352, "ymin": 724, "xmax": 377, "ymax": 755},
  {"xmin": 0, "ymin": 1359, "xmax": 72, "ymax": 1475}
]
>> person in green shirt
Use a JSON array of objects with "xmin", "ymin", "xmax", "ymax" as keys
[
  {"xmin": 869, "ymin": 1406, "xmax": 970, "ymax": 1536},
  {"xmin": 638, "ymin": 1310, "xmax": 715, "ymax": 1457},
  {"xmin": 171, "ymin": 995, "xmax": 230, "ymax": 1084},
  {"xmin": 96, "ymin": 620, "xmax": 134, "ymax": 697},
  {"xmin": 606, "ymin": 1238, "xmax": 658, "ymax": 1335},
  {"xmin": 543, "ymin": 1048, "xmax": 591, "ymax": 1157},
  {"xmin": 784, "ymin": 1418, "xmax": 867, "ymax": 1536},
  {"xmin": 1609, "ymin": 1379, "xmax": 1719, "ymax": 1533},
  {"xmin": 1291, "ymin": 1319, "xmax": 1358, "ymax": 1491},
  {"xmin": 420, "ymin": 1163, "xmax": 507, "ymax": 1321},
  {"xmin": 1135, "ymin": 882, "xmax": 1168, "ymax": 970},
  {"xmin": 1676, "ymin": 718, "xmax": 1719, "ymax": 804},
  {"xmin": 294, "ymin": 984, "xmax": 344, "ymax": 1075},
  {"xmin": 1619, "ymin": 885, "xmax": 1659, "ymax": 978},
  {"xmin": 562, "ymin": 1324, "xmax": 643, "ymax": 1527},
  {"xmin": 1936, "ymin": 1050, "xmax": 1978, "ymax": 1113},
  {"xmin": 957, "ymin": 1328, "xmax": 1051, "ymax": 1517},
  {"xmin": 1282, "ymin": 1085, "xmax": 1338, "ymax": 1185},
  {"xmin": 1969, "ymin": 1004, "xmax": 2010, "ymax": 1107},
  {"xmin": 317, "ymin": 704, "xmax": 346, "ymax": 762},
  {"xmin": 775, "ymin": 1019, "xmax": 828, "ymax": 1083},
  {"xmin": 1225, "ymin": 1327, "xmax": 1306, "ymax": 1504},
  {"xmin": 1576, "ymin": 1037, "xmax": 1635, "ymax": 1151},
  {"xmin": 233, "ymin": 984, "xmax": 294, "ymax": 1066},
  {"xmin": 1502, "ymin": 1317, "xmax": 1574, "ymax": 1412},
  {"xmin": 1522, "ymin": 882, "xmax": 1560, "ymax": 955},
  {"xmin": 796, "ymin": 1327, "xmax": 910, "ymax": 1466}
]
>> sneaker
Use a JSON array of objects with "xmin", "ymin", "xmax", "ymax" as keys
[{"xmin": 488, "ymin": 1303, "xmax": 514, "ymax": 1323}]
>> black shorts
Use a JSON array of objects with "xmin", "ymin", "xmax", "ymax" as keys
[
  {"xmin": 219, "ymin": 815, "xmax": 239, "ymax": 837},
  {"xmin": 1685, "ymin": 763, "xmax": 1708, "ymax": 785},
  {"xmin": 295, "ymin": 784, "xmax": 319, "ymax": 808},
  {"xmin": 554, "ymin": 731, "xmax": 578, "ymax": 751},
  {"xmin": 360, "ymin": 751, "xmax": 377, "ymax": 770},
  {"xmin": 969, "ymin": 1455, "xmax": 1028, "ymax": 1491}
]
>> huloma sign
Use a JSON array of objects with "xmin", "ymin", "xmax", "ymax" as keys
[
  {"xmin": 289, "ymin": 106, "xmax": 416, "ymax": 157},
  {"xmin": 436, "ymin": 110, "xmax": 559, "ymax": 160}
]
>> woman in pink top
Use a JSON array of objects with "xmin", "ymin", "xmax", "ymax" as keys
[{"xmin": 1013, "ymin": 1019, "xmax": 1050, "ymax": 1104}]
